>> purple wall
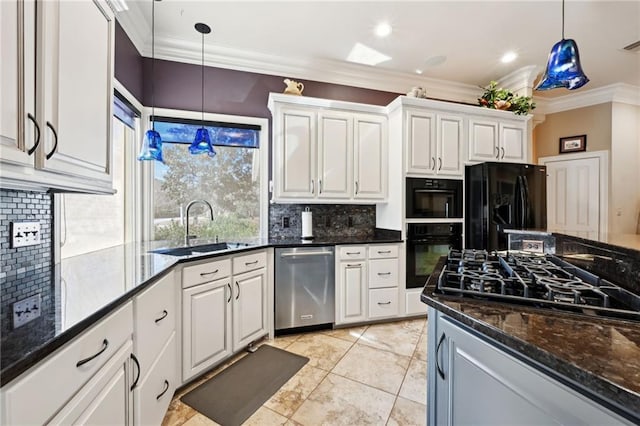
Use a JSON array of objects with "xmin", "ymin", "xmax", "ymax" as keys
[{"xmin": 114, "ymin": 22, "xmax": 400, "ymax": 117}]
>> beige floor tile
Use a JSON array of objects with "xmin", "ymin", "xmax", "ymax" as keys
[
  {"xmin": 161, "ymin": 400, "xmax": 198, "ymax": 426},
  {"xmin": 182, "ymin": 413, "xmax": 221, "ymax": 426},
  {"xmin": 265, "ymin": 364, "xmax": 329, "ymax": 417},
  {"xmin": 387, "ymin": 397, "xmax": 427, "ymax": 426},
  {"xmin": 359, "ymin": 322, "xmax": 420, "ymax": 357},
  {"xmin": 402, "ymin": 317, "xmax": 427, "ymax": 334},
  {"xmin": 321, "ymin": 325, "xmax": 368, "ymax": 342},
  {"xmin": 414, "ymin": 333, "xmax": 428, "ymax": 362},
  {"xmin": 291, "ymin": 373, "xmax": 396, "ymax": 426},
  {"xmin": 399, "ymin": 358, "xmax": 427, "ymax": 405},
  {"xmin": 286, "ymin": 334, "xmax": 354, "ymax": 371},
  {"xmin": 332, "ymin": 343, "xmax": 410, "ymax": 394},
  {"xmin": 264, "ymin": 334, "xmax": 302, "ymax": 350},
  {"xmin": 242, "ymin": 407, "xmax": 288, "ymax": 426}
]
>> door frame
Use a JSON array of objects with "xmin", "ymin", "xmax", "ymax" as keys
[{"xmin": 538, "ymin": 150, "xmax": 609, "ymax": 239}]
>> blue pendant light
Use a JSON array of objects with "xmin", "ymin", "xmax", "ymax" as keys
[
  {"xmin": 138, "ymin": 0, "xmax": 164, "ymax": 162},
  {"xmin": 189, "ymin": 23, "xmax": 217, "ymax": 158},
  {"xmin": 535, "ymin": 0, "xmax": 589, "ymax": 91}
]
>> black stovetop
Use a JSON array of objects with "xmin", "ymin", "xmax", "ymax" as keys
[{"xmin": 435, "ymin": 249, "xmax": 640, "ymax": 321}]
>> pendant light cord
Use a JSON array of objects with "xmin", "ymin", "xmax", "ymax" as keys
[
  {"xmin": 561, "ymin": 0, "xmax": 565, "ymax": 39},
  {"xmin": 201, "ymin": 31, "xmax": 205, "ymax": 125},
  {"xmin": 151, "ymin": 0, "xmax": 156, "ymax": 131}
]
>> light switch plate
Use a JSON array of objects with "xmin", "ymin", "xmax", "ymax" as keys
[
  {"xmin": 10, "ymin": 221, "xmax": 41, "ymax": 248},
  {"xmin": 13, "ymin": 293, "xmax": 41, "ymax": 328}
]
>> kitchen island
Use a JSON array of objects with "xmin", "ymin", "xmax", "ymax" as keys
[{"xmin": 421, "ymin": 235, "xmax": 640, "ymax": 424}]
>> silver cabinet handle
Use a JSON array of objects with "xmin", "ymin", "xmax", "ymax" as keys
[
  {"xmin": 200, "ymin": 269, "xmax": 219, "ymax": 277},
  {"xmin": 355, "ymin": 181, "xmax": 359, "ymax": 194},
  {"xmin": 377, "ymin": 301, "xmax": 391, "ymax": 305},
  {"xmin": 245, "ymin": 260, "xmax": 258, "ymax": 266},
  {"xmin": 377, "ymin": 272, "xmax": 391, "ymax": 276},
  {"xmin": 26, "ymin": 113, "xmax": 40, "ymax": 156},
  {"xmin": 345, "ymin": 251, "xmax": 361, "ymax": 255},
  {"xmin": 311, "ymin": 179, "xmax": 315, "ymax": 194},
  {"xmin": 45, "ymin": 121, "xmax": 58, "ymax": 160},
  {"xmin": 438, "ymin": 157, "xmax": 442, "ymax": 171},
  {"xmin": 154, "ymin": 310, "xmax": 168, "ymax": 323},
  {"xmin": 495, "ymin": 146, "xmax": 500, "ymax": 159},
  {"xmin": 501, "ymin": 147, "xmax": 505, "ymax": 159},
  {"xmin": 436, "ymin": 332, "xmax": 446, "ymax": 380},
  {"xmin": 377, "ymin": 250, "xmax": 391, "ymax": 254},
  {"xmin": 76, "ymin": 339, "xmax": 109, "ymax": 367},
  {"xmin": 346, "ymin": 263, "xmax": 361, "ymax": 267}
]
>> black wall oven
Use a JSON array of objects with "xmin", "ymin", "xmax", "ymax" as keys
[
  {"xmin": 406, "ymin": 223, "xmax": 462, "ymax": 288},
  {"xmin": 406, "ymin": 178, "xmax": 462, "ymax": 219}
]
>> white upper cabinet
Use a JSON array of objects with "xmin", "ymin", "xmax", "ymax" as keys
[
  {"xmin": 405, "ymin": 109, "xmax": 462, "ymax": 177},
  {"xmin": 269, "ymin": 93, "xmax": 388, "ymax": 203},
  {"xmin": 354, "ymin": 114, "xmax": 387, "ymax": 199},
  {"xmin": 468, "ymin": 118, "xmax": 527, "ymax": 163},
  {"xmin": 0, "ymin": 0, "xmax": 115, "ymax": 193}
]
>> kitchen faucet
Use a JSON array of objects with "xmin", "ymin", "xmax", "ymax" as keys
[{"xmin": 185, "ymin": 200, "xmax": 214, "ymax": 246}]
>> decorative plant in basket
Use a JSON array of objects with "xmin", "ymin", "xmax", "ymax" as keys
[{"xmin": 478, "ymin": 81, "xmax": 536, "ymax": 115}]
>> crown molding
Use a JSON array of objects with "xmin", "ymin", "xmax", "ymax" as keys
[
  {"xmin": 535, "ymin": 83, "xmax": 640, "ymax": 115},
  {"xmin": 497, "ymin": 65, "xmax": 542, "ymax": 97},
  {"xmin": 115, "ymin": 7, "xmax": 149, "ymax": 55}
]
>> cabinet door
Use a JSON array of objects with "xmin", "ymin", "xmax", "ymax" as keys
[
  {"xmin": 336, "ymin": 261, "xmax": 367, "ymax": 324},
  {"xmin": 182, "ymin": 278, "xmax": 232, "ymax": 381},
  {"xmin": 468, "ymin": 119, "xmax": 499, "ymax": 162},
  {"xmin": 406, "ymin": 110, "xmax": 436, "ymax": 175},
  {"xmin": 274, "ymin": 107, "xmax": 316, "ymax": 199},
  {"xmin": 232, "ymin": 268, "xmax": 268, "ymax": 351},
  {"xmin": 436, "ymin": 114, "xmax": 463, "ymax": 176},
  {"xmin": 317, "ymin": 111, "xmax": 352, "ymax": 199},
  {"xmin": 500, "ymin": 122, "xmax": 527, "ymax": 163},
  {"xmin": 353, "ymin": 114, "xmax": 387, "ymax": 200},
  {"xmin": 37, "ymin": 0, "xmax": 114, "ymax": 185},
  {"xmin": 0, "ymin": 0, "xmax": 35, "ymax": 167}
]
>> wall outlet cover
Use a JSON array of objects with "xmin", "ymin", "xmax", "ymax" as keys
[
  {"xmin": 523, "ymin": 240, "xmax": 544, "ymax": 253},
  {"xmin": 10, "ymin": 221, "xmax": 41, "ymax": 248},
  {"xmin": 13, "ymin": 293, "xmax": 42, "ymax": 328},
  {"xmin": 282, "ymin": 217, "xmax": 290, "ymax": 228}
]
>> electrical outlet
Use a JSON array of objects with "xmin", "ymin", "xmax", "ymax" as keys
[
  {"xmin": 325, "ymin": 216, "xmax": 331, "ymax": 227},
  {"xmin": 347, "ymin": 216, "xmax": 353, "ymax": 227},
  {"xmin": 523, "ymin": 240, "xmax": 544, "ymax": 253},
  {"xmin": 13, "ymin": 294, "xmax": 41, "ymax": 328},
  {"xmin": 282, "ymin": 217, "xmax": 290, "ymax": 228},
  {"xmin": 10, "ymin": 221, "xmax": 41, "ymax": 248}
]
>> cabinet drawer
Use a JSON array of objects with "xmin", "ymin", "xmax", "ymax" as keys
[
  {"xmin": 135, "ymin": 332, "xmax": 177, "ymax": 426},
  {"xmin": 339, "ymin": 246, "xmax": 366, "ymax": 260},
  {"xmin": 134, "ymin": 271, "xmax": 176, "ymax": 383},
  {"xmin": 369, "ymin": 288, "xmax": 399, "ymax": 318},
  {"xmin": 182, "ymin": 258, "xmax": 231, "ymax": 288},
  {"xmin": 233, "ymin": 250, "xmax": 267, "ymax": 275},
  {"xmin": 368, "ymin": 258, "xmax": 399, "ymax": 289},
  {"xmin": 1, "ymin": 302, "xmax": 133, "ymax": 426},
  {"xmin": 368, "ymin": 244, "xmax": 398, "ymax": 259}
]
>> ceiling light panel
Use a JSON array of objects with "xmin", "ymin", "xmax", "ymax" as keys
[
  {"xmin": 347, "ymin": 42, "xmax": 391, "ymax": 66},
  {"xmin": 375, "ymin": 22, "xmax": 392, "ymax": 38}
]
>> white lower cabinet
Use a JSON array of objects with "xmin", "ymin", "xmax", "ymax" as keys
[
  {"xmin": 368, "ymin": 288, "xmax": 399, "ymax": 319},
  {"xmin": 232, "ymin": 268, "xmax": 268, "ymax": 351},
  {"xmin": 337, "ymin": 260, "xmax": 368, "ymax": 324},
  {"xmin": 427, "ymin": 307, "xmax": 634, "ymax": 425}
]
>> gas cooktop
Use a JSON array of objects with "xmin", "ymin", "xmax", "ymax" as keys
[{"xmin": 436, "ymin": 249, "xmax": 640, "ymax": 321}]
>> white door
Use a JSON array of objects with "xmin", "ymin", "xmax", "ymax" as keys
[
  {"xmin": 406, "ymin": 110, "xmax": 436, "ymax": 175},
  {"xmin": 437, "ymin": 114, "xmax": 463, "ymax": 176},
  {"xmin": 543, "ymin": 156, "xmax": 601, "ymax": 240},
  {"xmin": 500, "ymin": 123, "xmax": 526, "ymax": 162},
  {"xmin": 276, "ymin": 108, "xmax": 316, "ymax": 198},
  {"xmin": 337, "ymin": 261, "xmax": 367, "ymax": 324},
  {"xmin": 468, "ymin": 119, "xmax": 499, "ymax": 162},
  {"xmin": 353, "ymin": 114, "xmax": 387, "ymax": 200},
  {"xmin": 317, "ymin": 111, "xmax": 352, "ymax": 199},
  {"xmin": 232, "ymin": 268, "xmax": 267, "ymax": 351}
]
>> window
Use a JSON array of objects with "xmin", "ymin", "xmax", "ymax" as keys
[{"xmin": 148, "ymin": 112, "xmax": 268, "ymax": 243}]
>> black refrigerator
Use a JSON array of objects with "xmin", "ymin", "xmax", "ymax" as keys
[{"xmin": 465, "ymin": 162, "xmax": 547, "ymax": 251}]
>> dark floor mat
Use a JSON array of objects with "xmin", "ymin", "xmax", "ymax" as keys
[{"xmin": 181, "ymin": 345, "xmax": 309, "ymax": 426}]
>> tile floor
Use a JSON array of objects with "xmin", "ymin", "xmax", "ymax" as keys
[{"xmin": 163, "ymin": 317, "xmax": 428, "ymax": 426}]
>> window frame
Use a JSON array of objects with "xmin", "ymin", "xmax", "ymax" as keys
[{"xmin": 141, "ymin": 107, "xmax": 270, "ymax": 241}]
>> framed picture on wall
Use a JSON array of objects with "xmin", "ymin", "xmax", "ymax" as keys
[{"xmin": 559, "ymin": 135, "xmax": 587, "ymax": 153}]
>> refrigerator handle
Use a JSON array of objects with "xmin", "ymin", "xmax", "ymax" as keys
[{"xmin": 522, "ymin": 175, "xmax": 531, "ymax": 228}]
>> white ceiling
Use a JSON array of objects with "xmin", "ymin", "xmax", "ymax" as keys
[{"xmin": 117, "ymin": 1, "xmax": 640, "ymax": 101}]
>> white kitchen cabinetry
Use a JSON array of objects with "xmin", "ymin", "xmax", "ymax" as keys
[
  {"xmin": 181, "ymin": 250, "xmax": 269, "ymax": 382},
  {"xmin": 132, "ymin": 271, "xmax": 176, "ymax": 425},
  {"xmin": 468, "ymin": 118, "xmax": 527, "ymax": 163},
  {"xmin": 427, "ymin": 307, "xmax": 633, "ymax": 425},
  {"xmin": 405, "ymin": 109, "xmax": 463, "ymax": 178},
  {"xmin": 336, "ymin": 244, "xmax": 401, "ymax": 324},
  {"xmin": 0, "ymin": 0, "xmax": 115, "ymax": 193},
  {"xmin": 0, "ymin": 302, "xmax": 134, "ymax": 425},
  {"xmin": 269, "ymin": 93, "xmax": 388, "ymax": 203}
]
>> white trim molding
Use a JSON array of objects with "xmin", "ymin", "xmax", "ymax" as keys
[{"xmin": 535, "ymin": 83, "xmax": 640, "ymax": 115}]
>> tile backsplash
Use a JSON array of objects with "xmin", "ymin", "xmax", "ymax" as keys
[
  {"xmin": 0, "ymin": 189, "xmax": 55, "ymax": 364},
  {"xmin": 269, "ymin": 204, "xmax": 376, "ymax": 239}
]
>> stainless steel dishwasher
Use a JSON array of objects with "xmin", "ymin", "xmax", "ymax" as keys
[{"xmin": 275, "ymin": 246, "xmax": 335, "ymax": 331}]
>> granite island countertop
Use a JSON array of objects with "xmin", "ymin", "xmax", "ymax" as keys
[
  {"xmin": 421, "ymin": 257, "xmax": 640, "ymax": 423},
  {"xmin": 1, "ymin": 233, "xmax": 401, "ymax": 386}
]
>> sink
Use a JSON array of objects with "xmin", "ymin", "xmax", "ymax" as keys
[{"xmin": 150, "ymin": 242, "xmax": 249, "ymax": 256}]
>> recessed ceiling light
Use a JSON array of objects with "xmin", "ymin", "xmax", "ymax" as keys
[
  {"xmin": 501, "ymin": 51, "xmax": 517, "ymax": 63},
  {"xmin": 375, "ymin": 22, "xmax": 392, "ymax": 38},
  {"xmin": 424, "ymin": 55, "xmax": 447, "ymax": 67},
  {"xmin": 415, "ymin": 69, "xmax": 423, "ymax": 74},
  {"xmin": 347, "ymin": 42, "xmax": 391, "ymax": 66}
]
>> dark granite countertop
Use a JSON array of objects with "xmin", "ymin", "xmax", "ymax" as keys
[
  {"xmin": 1, "ymin": 233, "xmax": 401, "ymax": 386},
  {"xmin": 421, "ymin": 256, "xmax": 640, "ymax": 423}
]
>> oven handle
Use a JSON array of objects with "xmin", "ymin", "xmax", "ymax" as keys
[{"xmin": 408, "ymin": 237, "xmax": 457, "ymax": 243}]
